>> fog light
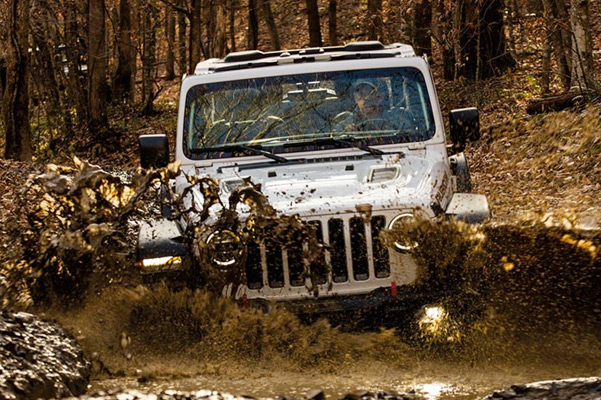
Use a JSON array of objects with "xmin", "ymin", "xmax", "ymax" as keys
[
  {"xmin": 206, "ymin": 230, "xmax": 245, "ymax": 269},
  {"xmin": 388, "ymin": 213, "xmax": 418, "ymax": 251},
  {"xmin": 139, "ymin": 256, "xmax": 182, "ymax": 271},
  {"xmin": 421, "ymin": 306, "xmax": 446, "ymax": 324}
]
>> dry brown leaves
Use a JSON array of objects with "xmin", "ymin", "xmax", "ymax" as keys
[{"xmin": 469, "ymin": 105, "xmax": 601, "ymax": 226}]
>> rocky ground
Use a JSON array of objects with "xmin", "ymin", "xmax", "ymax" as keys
[
  {"xmin": 68, "ymin": 390, "xmax": 424, "ymax": 400},
  {"xmin": 0, "ymin": 311, "xmax": 90, "ymax": 400},
  {"xmin": 482, "ymin": 378, "xmax": 601, "ymax": 400}
]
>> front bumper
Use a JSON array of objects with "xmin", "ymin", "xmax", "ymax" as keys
[{"xmin": 247, "ymin": 286, "xmax": 436, "ymax": 322}]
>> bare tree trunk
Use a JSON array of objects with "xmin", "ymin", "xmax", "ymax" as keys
[
  {"xmin": 206, "ymin": 0, "xmax": 216, "ymax": 56},
  {"xmin": 569, "ymin": 0, "xmax": 593, "ymax": 90},
  {"xmin": 30, "ymin": 2, "xmax": 65, "ymax": 149},
  {"xmin": 454, "ymin": 0, "xmax": 515, "ymax": 80},
  {"xmin": 2, "ymin": 0, "xmax": 31, "ymax": 160},
  {"xmin": 367, "ymin": 0, "xmax": 383, "ymax": 41},
  {"xmin": 141, "ymin": 0, "xmax": 157, "ymax": 115},
  {"xmin": 88, "ymin": 0, "xmax": 109, "ymax": 134},
  {"xmin": 64, "ymin": 0, "xmax": 88, "ymax": 121},
  {"xmin": 555, "ymin": 0, "xmax": 572, "ymax": 89},
  {"xmin": 248, "ymin": 0, "xmax": 259, "ymax": 49},
  {"xmin": 541, "ymin": 0, "xmax": 553, "ymax": 93},
  {"xmin": 130, "ymin": 0, "xmax": 139, "ymax": 102},
  {"xmin": 114, "ymin": 0, "xmax": 134, "ymax": 101},
  {"xmin": 189, "ymin": 0, "xmax": 202, "ymax": 73},
  {"xmin": 261, "ymin": 0, "xmax": 280, "ymax": 50},
  {"xmin": 165, "ymin": 3, "xmax": 176, "ymax": 79},
  {"xmin": 305, "ymin": 0, "xmax": 322, "ymax": 47},
  {"xmin": 477, "ymin": 0, "xmax": 515, "ymax": 78},
  {"xmin": 413, "ymin": 0, "xmax": 432, "ymax": 56},
  {"xmin": 399, "ymin": 5, "xmax": 413, "ymax": 44},
  {"xmin": 207, "ymin": 0, "xmax": 228, "ymax": 57},
  {"xmin": 506, "ymin": 0, "xmax": 515, "ymax": 56},
  {"xmin": 328, "ymin": 0, "xmax": 337, "ymax": 46},
  {"xmin": 0, "ymin": 60, "xmax": 6, "ymax": 97},
  {"xmin": 451, "ymin": 0, "xmax": 462, "ymax": 80},
  {"xmin": 177, "ymin": 0, "xmax": 187, "ymax": 74},
  {"xmin": 215, "ymin": 0, "xmax": 228, "ymax": 56},
  {"xmin": 229, "ymin": 0, "xmax": 236, "ymax": 52},
  {"xmin": 431, "ymin": 0, "xmax": 446, "ymax": 66}
]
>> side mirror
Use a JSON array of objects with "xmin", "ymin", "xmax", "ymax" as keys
[
  {"xmin": 449, "ymin": 107, "xmax": 480, "ymax": 152},
  {"xmin": 139, "ymin": 134, "xmax": 169, "ymax": 169}
]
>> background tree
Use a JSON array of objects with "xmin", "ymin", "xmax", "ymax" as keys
[
  {"xmin": 114, "ymin": 0, "xmax": 135, "ymax": 101},
  {"xmin": 30, "ymin": 0, "xmax": 67, "ymax": 145},
  {"xmin": 228, "ymin": 0, "xmax": 236, "ymax": 52},
  {"xmin": 328, "ymin": 0, "xmax": 337, "ymax": 46},
  {"xmin": 413, "ymin": 0, "xmax": 432, "ymax": 56},
  {"xmin": 88, "ymin": 0, "xmax": 109, "ymax": 135},
  {"xmin": 177, "ymin": 0, "xmax": 187, "ymax": 74},
  {"xmin": 190, "ymin": 0, "xmax": 203, "ymax": 72},
  {"xmin": 247, "ymin": 0, "xmax": 259, "ymax": 49},
  {"xmin": 261, "ymin": 0, "xmax": 280, "ymax": 50},
  {"xmin": 165, "ymin": 3, "xmax": 176, "ymax": 80},
  {"xmin": 141, "ymin": 0, "xmax": 158, "ymax": 115},
  {"xmin": 305, "ymin": 0, "xmax": 322, "ymax": 47},
  {"xmin": 569, "ymin": 0, "xmax": 593, "ymax": 90},
  {"xmin": 207, "ymin": 0, "xmax": 228, "ymax": 57},
  {"xmin": 367, "ymin": 0, "xmax": 383, "ymax": 41},
  {"xmin": 437, "ymin": 0, "xmax": 515, "ymax": 80},
  {"xmin": 541, "ymin": 0, "xmax": 572, "ymax": 90},
  {"xmin": 2, "ymin": 0, "xmax": 31, "ymax": 160},
  {"xmin": 1, "ymin": 0, "xmax": 599, "ymax": 161},
  {"xmin": 63, "ymin": 0, "xmax": 88, "ymax": 122}
]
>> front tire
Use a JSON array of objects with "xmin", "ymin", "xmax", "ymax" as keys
[{"xmin": 450, "ymin": 152, "xmax": 472, "ymax": 192}]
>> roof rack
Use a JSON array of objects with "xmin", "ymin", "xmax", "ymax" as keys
[
  {"xmin": 194, "ymin": 41, "xmax": 416, "ymax": 74},
  {"xmin": 223, "ymin": 41, "xmax": 392, "ymax": 63},
  {"xmin": 342, "ymin": 41, "xmax": 386, "ymax": 52},
  {"xmin": 223, "ymin": 50, "xmax": 266, "ymax": 63}
]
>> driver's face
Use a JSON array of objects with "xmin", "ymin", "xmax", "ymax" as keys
[{"xmin": 354, "ymin": 84, "xmax": 385, "ymax": 118}]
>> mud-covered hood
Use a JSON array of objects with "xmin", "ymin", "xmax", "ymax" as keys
[{"xmin": 179, "ymin": 149, "xmax": 452, "ymax": 219}]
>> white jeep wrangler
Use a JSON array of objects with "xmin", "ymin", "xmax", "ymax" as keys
[{"xmin": 137, "ymin": 41, "xmax": 489, "ymax": 316}]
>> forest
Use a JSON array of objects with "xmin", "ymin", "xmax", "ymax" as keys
[
  {"xmin": 0, "ymin": 0, "xmax": 599, "ymax": 162},
  {"xmin": 1, "ymin": 2, "xmax": 601, "ymax": 399}
]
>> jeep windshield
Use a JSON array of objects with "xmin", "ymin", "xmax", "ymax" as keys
[{"xmin": 183, "ymin": 67, "xmax": 435, "ymax": 160}]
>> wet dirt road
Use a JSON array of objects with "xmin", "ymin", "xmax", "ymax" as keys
[{"xmin": 88, "ymin": 357, "xmax": 601, "ymax": 400}]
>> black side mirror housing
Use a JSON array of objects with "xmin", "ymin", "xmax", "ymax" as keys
[
  {"xmin": 449, "ymin": 107, "xmax": 480, "ymax": 152},
  {"xmin": 139, "ymin": 134, "xmax": 169, "ymax": 169}
]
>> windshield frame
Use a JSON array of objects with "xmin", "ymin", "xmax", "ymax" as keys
[{"xmin": 177, "ymin": 58, "xmax": 444, "ymax": 163}]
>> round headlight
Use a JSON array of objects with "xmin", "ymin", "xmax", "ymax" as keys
[
  {"xmin": 206, "ymin": 230, "xmax": 245, "ymax": 268},
  {"xmin": 388, "ymin": 213, "xmax": 418, "ymax": 252}
]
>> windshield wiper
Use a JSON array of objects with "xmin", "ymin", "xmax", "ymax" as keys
[
  {"xmin": 284, "ymin": 135, "xmax": 384, "ymax": 156},
  {"xmin": 190, "ymin": 144, "xmax": 289, "ymax": 163}
]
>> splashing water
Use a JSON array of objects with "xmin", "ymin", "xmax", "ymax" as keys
[{"xmin": 1, "ymin": 159, "xmax": 601, "ymax": 399}]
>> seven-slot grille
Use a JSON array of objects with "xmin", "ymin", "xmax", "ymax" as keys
[{"xmin": 245, "ymin": 215, "xmax": 391, "ymax": 290}]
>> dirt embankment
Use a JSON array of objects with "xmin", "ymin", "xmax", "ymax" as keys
[{"xmin": 469, "ymin": 105, "xmax": 601, "ymax": 226}]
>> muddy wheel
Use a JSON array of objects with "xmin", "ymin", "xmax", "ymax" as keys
[{"xmin": 450, "ymin": 152, "xmax": 472, "ymax": 192}]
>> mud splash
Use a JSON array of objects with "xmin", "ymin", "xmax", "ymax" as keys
[
  {"xmin": 1, "ymin": 158, "xmax": 601, "ymax": 399},
  {"xmin": 50, "ymin": 217, "xmax": 601, "ymax": 399}
]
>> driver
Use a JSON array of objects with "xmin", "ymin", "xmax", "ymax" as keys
[{"xmin": 334, "ymin": 78, "xmax": 396, "ymax": 132}]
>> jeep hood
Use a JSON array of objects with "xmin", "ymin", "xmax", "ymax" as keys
[{"xmin": 178, "ymin": 150, "xmax": 452, "ymax": 221}]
